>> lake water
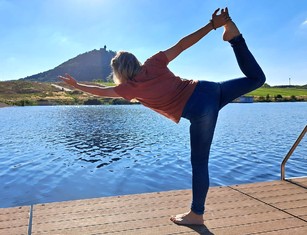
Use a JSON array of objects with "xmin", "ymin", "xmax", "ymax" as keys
[{"xmin": 0, "ymin": 103, "xmax": 306, "ymax": 208}]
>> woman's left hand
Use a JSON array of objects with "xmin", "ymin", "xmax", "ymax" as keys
[
  {"xmin": 58, "ymin": 74, "xmax": 78, "ymax": 88},
  {"xmin": 211, "ymin": 7, "xmax": 231, "ymax": 29}
]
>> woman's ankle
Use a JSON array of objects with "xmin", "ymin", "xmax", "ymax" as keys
[
  {"xmin": 229, "ymin": 34, "xmax": 244, "ymax": 44},
  {"xmin": 223, "ymin": 21, "xmax": 241, "ymax": 41}
]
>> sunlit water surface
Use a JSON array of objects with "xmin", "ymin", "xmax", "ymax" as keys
[{"xmin": 0, "ymin": 102, "xmax": 306, "ymax": 208}]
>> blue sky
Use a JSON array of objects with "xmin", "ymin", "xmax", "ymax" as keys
[{"xmin": 0, "ymin": 0, "xmax": 306, "ymax": 85}]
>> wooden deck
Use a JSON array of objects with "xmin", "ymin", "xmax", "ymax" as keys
[{"xmin": 1, "ymin": 178, "xmax": 306, "ymax": 235}]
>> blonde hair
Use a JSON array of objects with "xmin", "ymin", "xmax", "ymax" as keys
[{"xmin": 111, "ymin": 51, "xmax": 142, "ymax": 84}]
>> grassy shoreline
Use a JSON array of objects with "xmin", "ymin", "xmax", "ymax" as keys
[
  {"xmin": 0, "ymin": 80, "xmax": 131, "ymax": 107},
  {"xmin": 0, "ymin": 80, "xmax": 306, "ymax": 107},
  {"xmin": 247, "ymin": 86, "xmax": 307, "ymax": 102}
]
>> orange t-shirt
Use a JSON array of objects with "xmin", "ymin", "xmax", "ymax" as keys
[{"xmin": 113, "ymin": 51, "xmax": 198, "ymax": 123}]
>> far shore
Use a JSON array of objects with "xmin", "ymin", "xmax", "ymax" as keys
[
  {"xmin": 1, "ymin": 81, "xmax": 306, "ymax": 106},
  {"xmin": 0, "ymin": 103, "xmax": 10, "ymax": 108},
  {"xmin": 0, "ymin": 100, "xmax": 306, "ymax": 109}
]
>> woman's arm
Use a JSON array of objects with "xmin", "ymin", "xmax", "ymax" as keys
[
  {"xmin": 163, "ymin": 8, "xmax": 230, "ymax": 62},
  {"xmin": 58, "ymin": 74, "xmax": 122, "ymax": 98}
]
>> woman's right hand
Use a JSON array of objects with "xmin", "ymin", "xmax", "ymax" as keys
[
  {"xmin": 58, "ymin": 74, "xmax": 78, "ymax": 87},
  {"xmin": 211, "ymin": 7, "xmax": 231, "ymax": 29}
]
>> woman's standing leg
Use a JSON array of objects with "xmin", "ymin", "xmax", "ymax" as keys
[
  {"xmin": 189, "ymin": 111, "xmax": 219, "ymax": 215},
  {"xmin": 170, "ymin": 81, "xmax": 221, "ymax": 225}
]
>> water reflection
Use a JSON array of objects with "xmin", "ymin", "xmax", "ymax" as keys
[
  {"xmin": 0, "ymin": 103, "xmax": 306, "ymax": 208},
  {"xmin": 53, "ymin": 105, "xmax": 181, "ymax": 171}
]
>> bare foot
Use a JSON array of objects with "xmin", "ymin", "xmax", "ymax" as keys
[
  {"xmin": 170, "ymin": 211, "xmax": 204, "ymax": 225},
  {"xmin": 223, "ymin": 20, "xmax": 241, "ymax": 41}
]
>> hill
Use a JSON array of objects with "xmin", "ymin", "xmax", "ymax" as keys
[{"xmin": 21, "ymin": 46, "xmax": 116, "ymax": 82}]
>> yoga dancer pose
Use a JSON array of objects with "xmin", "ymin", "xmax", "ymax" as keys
[{"xmin": 59, "ymin": 8, "xmax": 265, "ymax": 225}]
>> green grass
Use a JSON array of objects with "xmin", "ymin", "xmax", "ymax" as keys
[
  {"xmin": 0, "ymin": 80, "xmax": 126, "ymax": 106},
  {"xmin": 248, "ymin": 87, "xmax": 307, "ymax": 97},
  {"xmin": 95, "ymin": 81, "xmax": 116, "ymax": 87}
]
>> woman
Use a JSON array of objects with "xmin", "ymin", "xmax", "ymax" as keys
[{"xmin": 59, "ymin": 7, "xmax": 265, "ymax": 225}]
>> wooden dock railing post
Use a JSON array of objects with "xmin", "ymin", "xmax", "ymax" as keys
[{"xmin": 281, "ymin": 125, "xmax": 307, "ymax": 180}]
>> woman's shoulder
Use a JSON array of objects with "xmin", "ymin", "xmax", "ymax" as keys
[{"xmin": 145, "ymin": 51, "xmax": 168, "ymax": 67}]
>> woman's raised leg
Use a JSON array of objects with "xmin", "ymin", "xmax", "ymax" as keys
[{"xmin": 219, "ymin": 21, "xmax": 266, "ymax": 109}]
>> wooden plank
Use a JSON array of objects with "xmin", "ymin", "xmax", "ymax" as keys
[
  {"xmin": 289, "ymin": 177, "xmax": 307, "ymax": 184},
  {"xmin": 32, "ymin": 196, "xmax": 191, "ymax": 220},
  {"xmin": 259, "ymin": 192, "xmax": 307, "ymax": 204},
  {"xmin": 288, "ymin": 178, "xmax": 307, "ymax": 188},
  {"xmin": 274, "ymin": 198, "xmax": 307, "ymax": 210},
  {"xmin": 233, "ymin": 184, "xmax": 306, "ymax": 196},
  {"xmin": 253, "ymin": 225, "xmax": 307, "ymax": 235},
  {"xmin": 31, "ymin": 181, "xmax": 307, "ymax": 235},
  {"xmin": 31, "ymin": 187, "xmax": 261, "ymax": 234},
  {"xmin": 31, "ymin": 191, "xmax": 192, "ymax": 234},
  {"xmin": 286, "ymin": 206, "xmax": 307, "ymax": 217},
  {"xmin": 232, "ymin": 180, "xmax": 304, "ymax": 193},
  {"xmin": 30, "ymin": 201, "xmax": 303, "ymax": 235},
  {"xmin": 0, "ymin": 206, "xmax": 29, "ymax": 235},
  {"xmin": 232, "ymin": 179, "xmax": 307, "ymax": 208},
  {"xmin": 1, "ymin": 179, "xmax": 306, "ymax": 235},
  {"xmin": 210, "ymin": 218, "xmax": 307, "ymax": 235}
]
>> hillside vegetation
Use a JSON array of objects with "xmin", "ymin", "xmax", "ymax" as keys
[
  {"xmin": 247, "ymin": 85, "xmax": 307, "ymax": 102},
  {"xmin": 0, "ymin": 80, "xmax": 128, "ymax": 106},
  {"xmin": 0, "ymin": 81, "xmax": 306, "ymax": 106}
]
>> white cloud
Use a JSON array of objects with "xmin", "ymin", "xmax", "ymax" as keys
[{"xmin": 302, "ymin": 20, "xmax": 307, "ymax": 26}]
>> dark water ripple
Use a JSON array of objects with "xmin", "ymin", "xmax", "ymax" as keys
[{"xmin": 0, "ymin": 103, "xmax": 306, "ymax": 208}]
